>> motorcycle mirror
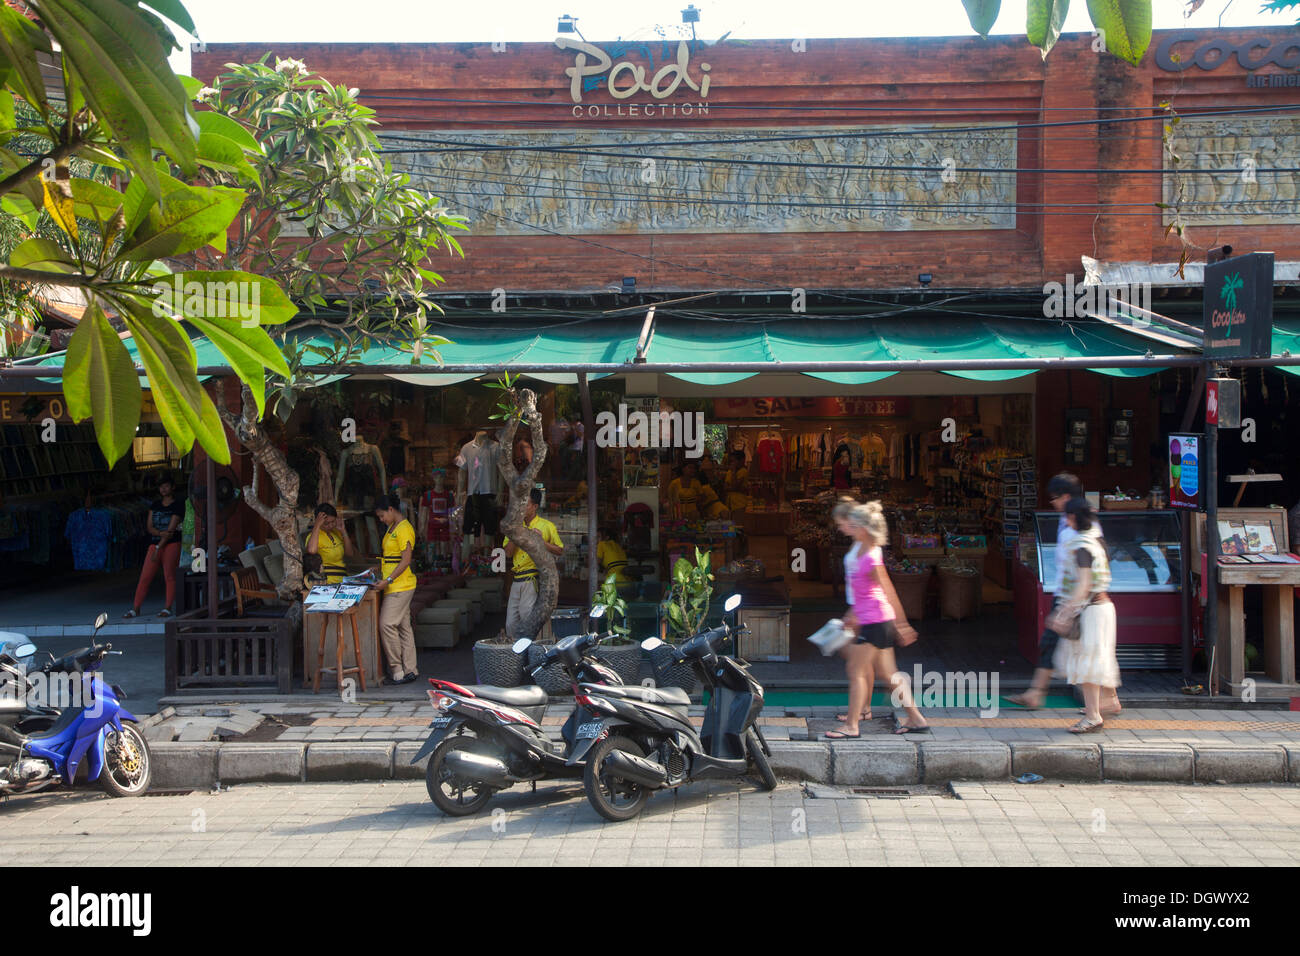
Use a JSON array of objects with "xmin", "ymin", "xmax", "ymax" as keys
[
  {"xmin": 724, "ymin": 594, "xmax": 742, "ymax": 612},
  {"xmin": 13, "ymin": 642, "xmax": 36, "ymax": 659},
  {"xmin": 641, "ymin": 637, "xmax": 664, "ymax": 651},
  {"xmin": 94, "ymin": 612, "xmax": 109, "ymax": 632},
  {"xmin": 512, "ymin": 638, "xmax": 532, "ymax": 654},
  {"xmin": 589, "ymin": 604, "xmax": 606, "ymax": 619}
]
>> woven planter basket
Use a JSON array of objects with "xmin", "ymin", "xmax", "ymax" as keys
[
  {"xmin": 647, "ymin": 644, "xmax": 699, "ymax": 694},
  {"xmin": 595, "ymin": 642, "xmax": 643, "ymax": 685},
  {"xmin": 525, "ymin": 645, "xmax": 575, "ymax": 696},
  {"xmin": 473, "ymin": 640, "xmax": 526, "ymax": 687},
  {"xmin": 889, "ymin": 567, "xmax": 932, "ymax": 621}
]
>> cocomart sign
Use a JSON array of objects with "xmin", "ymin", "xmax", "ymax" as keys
[
  {"xmin": 1156, "ymin": 32, "xmax": 1300, "ymax": 72},
  {"xmin": 555, "ymin": 37, "xmax": 711, "ymax": 103}
]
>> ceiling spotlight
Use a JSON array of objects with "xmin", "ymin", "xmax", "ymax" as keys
[{"xmin": 918, "ymin": 273, "xmax": 933, "ymax": 286}]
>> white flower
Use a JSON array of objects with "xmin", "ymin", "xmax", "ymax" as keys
[
  {"xmin": 196, "ymin": 86, "xmax": 219, "ymax": 104},
  {"xmin": 274, "ymin": 57, "xmax": 309, "ymax": 77}
]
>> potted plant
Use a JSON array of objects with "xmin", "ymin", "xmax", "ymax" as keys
[
  {"xmin": 472, "ymin": 629, "xmax": 527, "ymax": 687},
  {"xmin": 593, "ymin": 572, "xmax": 642, "ymax": 684},
  {"xmin": 650, "ymin": 547, "xmax": 714, "ymax": 692}
]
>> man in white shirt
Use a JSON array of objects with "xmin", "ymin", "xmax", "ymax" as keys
[{"xmin": 1006, "ymin": 473, "xmax": 1083, "ymax": 710}]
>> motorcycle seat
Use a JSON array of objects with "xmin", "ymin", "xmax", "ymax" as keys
[
  {"xmin": 594, "ymin": 685, "xmax": 691, "ymax": 707},
  {"xmin": 463, "ymin": 684, "xmax": 549, "ymax": 708}
]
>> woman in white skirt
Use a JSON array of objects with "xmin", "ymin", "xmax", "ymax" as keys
[{"xmin": 1050, "ymin": 497, "xmax": 1121, "ymax": 733}]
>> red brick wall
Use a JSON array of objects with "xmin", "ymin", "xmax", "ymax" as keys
[{"xmin": 193, "ymin": 29, "xmax": 1300, "ymax": 294}]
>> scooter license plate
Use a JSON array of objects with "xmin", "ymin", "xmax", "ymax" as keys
[
  {"xmin": 429, "ymin": 716, "xmax": 453, "ymax": 727},
  {"xmin": 576, "ymin": 721, "xmax": 604, "ymax": 739}
]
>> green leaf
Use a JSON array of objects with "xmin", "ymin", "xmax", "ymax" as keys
[
  {"xmin": 1085, "ymin": 0, "xmax": 1153, "ymax": 66},
  {"xmin": 0, "ymin": 7, "xmax": 53, "ymax": 115},
  {"xmin": 117, "ymin": 179, "xmax": 243, "ymax": 261},
  {"xmin": 63, "ymin": 301, "xmax": 142, "ymax": 464},
  {"xmin": 961, "ymin": 0, "xmax": 1002, "ymax": 35},
  {"xmin": 176, "ymin": 73, "xmax": 203, "ymax": 98},
  {"xmin": 38, "ymin": 0, "xmax": 199, "ymax": 194},
  {"xmin": 1, "ymin": 193, "xmax": 40, "ymax": 228},
  {"xmin": 1027, "ymin": 0, "xmax": 1070, "ymax": 57},
  {"xmin": 196, "ymin": 129, "xmax": 260, "ymax": 184},
  {"xmin": 160, "ymin": 270, "xmax": 298, "ymax": 326},
  {"xmin": 71, "ymin": 176, "xmax": 126, "ymax": 225},
  {"xmin": 121, "ymin": 302, "xmax": 230, "ymax": 463},
  {"xmin": 9, "ymin": 237, "xmax": 78, "ymax": 274},
  {"xmin": 0, "ymin": 89, "xmax": 14, "ymax": 137},
  {"xmin": 195, "ymin": 110, "xmax": 262, "ymax": 154},
  {"xmin": 41, "ymin": 170, "xmax": 79, "ymax": 242}
]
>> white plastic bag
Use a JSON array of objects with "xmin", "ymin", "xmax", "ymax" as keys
[{"xmin": 807, "ymin": 618, "xmax": 853, "ymax": 657}]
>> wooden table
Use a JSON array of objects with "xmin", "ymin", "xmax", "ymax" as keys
[
  {"xmin": 303, "ymin": 590, "xmax": 384, "ymax": 687},
  {"xmin": 1213, "ymin": 562, "xmax": 1300, "ymax": 695}
]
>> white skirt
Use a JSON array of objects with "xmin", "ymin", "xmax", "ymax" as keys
[{"xmin": 1053, "ymin": 602, "xmax": 1121, "ymax": 688}]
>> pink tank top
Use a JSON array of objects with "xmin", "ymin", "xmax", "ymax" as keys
[{"xmin": 849, "ymin": 546, "xmax": 895, "ymax": 625}]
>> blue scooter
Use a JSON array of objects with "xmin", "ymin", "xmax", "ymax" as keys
[{"xmin": 0, "ymin": 613, "xmax": 151, "ymax": 798}]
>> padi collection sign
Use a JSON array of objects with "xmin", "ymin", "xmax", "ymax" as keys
[
  {"xmin": 555, "ymin": 37, "xmax": 712, "ymax": 118},
  {"xmin": 1203, "ymin": 252, "xmax": 1274, "ymax": 360}
]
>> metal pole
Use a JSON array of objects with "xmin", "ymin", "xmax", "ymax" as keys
[
  {"xmin": 577, "ymin": 371, "xmax": 598, "ymax": 606},
  {"xmin": 1204, "ymin": 365, "xmax": 1220, "ymax": 694},
  {"xmin": 1177, "ymin": 365, "xmax": 1205, "ymax": 681},
  {"xmin": 206, "ymin": 454, "xmax": 217, "ymax": 620}
]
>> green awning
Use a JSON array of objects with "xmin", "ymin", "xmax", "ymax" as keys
[
  {"xmin": 646, "ymin": 317, "xmax": 1170, "ymax": 382},
  {"xmin": 1274, "ymin": 322, "xmax": 1300, "ymax": 377}
]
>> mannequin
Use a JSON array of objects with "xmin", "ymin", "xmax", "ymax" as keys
[
  {"xmin": 335, "ymin": 435, "xmax": 386, "ymax": 512},
  {"xmin": 419, "ymin": 468, "xmax": 453, "ymax": 566},
  {"xmin": 455, "ymin": 431, "xmax": 502, "ymax": 556}
]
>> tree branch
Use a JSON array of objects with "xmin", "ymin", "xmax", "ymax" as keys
[{"xmin": 0, "ymin": 136, "xmax": 86, "ymax": 197}]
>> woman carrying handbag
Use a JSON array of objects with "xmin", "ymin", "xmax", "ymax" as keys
[{"xmin": 1049, "ymin": 497, "xmax": 1122, "ymax": 733}]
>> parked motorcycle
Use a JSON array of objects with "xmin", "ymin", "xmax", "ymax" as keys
[
  {"xmin": 570, "ymin": 594, "xmax": 777, "ymax": 821},
  {"xmin": 0, "ymin": 613, "xmax": 151, "ymax": 798},
  {"xmin": 412, "ymin": 604, "xmax": 693, "ymax": 816}
]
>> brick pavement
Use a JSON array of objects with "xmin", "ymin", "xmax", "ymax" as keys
[{"xmin": 3, "ymin": 781, "xmax": 1299, "ymax": 867}]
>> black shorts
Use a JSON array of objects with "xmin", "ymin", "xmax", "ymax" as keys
[
  {"xmin": 854, "ymin": 620, "xmax": 898, "ymax": 649},
  {"xmin": 1038, "ymin": 597, "xmax": 1061, "ymax": 664},
  {"xmin": 464, "ymin": 493, "xmax": 500, "ymax": 537}
]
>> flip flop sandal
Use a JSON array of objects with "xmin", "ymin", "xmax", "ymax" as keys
[
  {"xmin": 122, "ymin": 609, "xmax": 139, "ymax": 619},
  {"xmin": 836, "ymin": 713, "xmax": 872, "ymax": 722},
  {"xmin": 825, "ymin": 728, "xmax": 861, "ymax": 739},
  {"xmin": 893, "ymin": 723, "xmax": 931, "ymax": 735},
  {"xmin": 1078, "ymin": 708, "xmax": 1122, "ymax": 716},
  {"xmin": 1068, "ymin": 719, "xmax": 1105, "ymax": 734},
  {"xmin": 1003, "ymin": 694, "xmax": 1041, "ymax": 710}
]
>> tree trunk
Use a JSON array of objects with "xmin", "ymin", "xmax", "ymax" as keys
[
  {"xmin": 497, "ymin": 387, "xmax": 556, "ymax": 641},
  {"xmin": 214, "ymin": 381, "xmax": 305, "ymax": 604}
]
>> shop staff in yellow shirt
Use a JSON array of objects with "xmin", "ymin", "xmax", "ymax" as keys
[
  {"xmin": 724, "ymin": 450, "xmax": 750, "ymax": 514},
  {"xmin": 597, "ymin": 526, "xmax": 632, "ymax": 584},
  {"xmin": 667, "ymin": 460, "xmax": 702, "ymax": 520},
  {"xmin": 306, "ymin": 503, "xmax": 355, "ymax": 583},
  {"xmin": 371, "ymin": 494, "xmax": 419, "ymax": 685},
  {"xmin": 504, "ymin": 488, "xmax": 564, "ymax": 639}
]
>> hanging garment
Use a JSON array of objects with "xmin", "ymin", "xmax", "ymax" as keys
[
  {"xmin": 423, "ymin": 488, "xmax": 453, "ymax": 542},
  {"xmin": 756, "ymin": 436, "xmax": 785, "ymax": 474},
  {"xmin": 65, "ymin": 508, "xmax": 113, "ymax": 572},
  {"xmin": 343, "ymin": 449, "xmax": 379, "ymax": 504},
  {"xmin": 316, "ymin": 449, "xmax": 334, "ymax": 506}
]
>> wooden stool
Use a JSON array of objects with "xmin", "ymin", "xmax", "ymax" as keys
[{"xmin": 313, "ymin": 608, "xmax": 366, "ymax": 694}]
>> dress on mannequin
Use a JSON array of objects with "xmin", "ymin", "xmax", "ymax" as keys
[{"xmin": 335, "ymin": 439, "xmax": 386, "ymax": 511}]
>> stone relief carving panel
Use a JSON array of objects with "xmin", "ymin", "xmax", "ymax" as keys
[
  {"xmin": 1162, "ymin": 116, "xmax": 1300, "ymax": 226},
  {"xmin": 385, "ymin": 125, "xmax": 1017, "ymax": 235}
]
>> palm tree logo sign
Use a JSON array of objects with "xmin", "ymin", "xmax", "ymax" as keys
[{"xmin": 1220, "ymin": 272, "xmax": 1244, "ymax": 336}]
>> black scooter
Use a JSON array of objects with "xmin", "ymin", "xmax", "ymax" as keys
[
  {"xmin": 412, "ymin": 605, "xmax": 690, "ymax": 815},
  {"xmin": 570, "ymin": 594, "xmax": 777, "ymax": 822}
]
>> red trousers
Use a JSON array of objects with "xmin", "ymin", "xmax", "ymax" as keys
[{"xmin": 133, "ymin": 541, "xmax": 181, "ymax": 610}]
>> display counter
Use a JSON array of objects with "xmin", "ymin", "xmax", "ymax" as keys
[{"xmin": 1014, "ymin": 509, "xmax": 1183, "ymax": 669}]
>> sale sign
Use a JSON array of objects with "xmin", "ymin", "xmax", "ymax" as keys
[
  {"xmin": 1169, "ymin": 433, "xmax": 1201, "ymax": 509},
  {"xmin": 1206, "ymin": 381, "xmax": 1219, "ymax": 426}
]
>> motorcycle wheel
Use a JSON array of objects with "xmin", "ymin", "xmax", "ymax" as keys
[
  {"xmin": 99, "ymin": 721, "xmax": 151, "ymax": 797},
  {"xmin": 746, "ymin": 727, "xmax": 778, "ymax": 792},
  {"xmin": 753, "ymin": 723, "xmax": 772, "ymax": 757},
  {"xmin": 426, "ymin": 735, "xmax": 497, "ymax": 816},
  {"xmin": 583, "ymin": 735, "xmax": 652, "ymax": 822}
]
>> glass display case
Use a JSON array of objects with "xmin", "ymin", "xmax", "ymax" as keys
[{"xmin": 1018, "ymin": 510, "xmax": 1182, "ymax": 593}]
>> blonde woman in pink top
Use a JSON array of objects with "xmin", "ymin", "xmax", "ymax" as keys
[{"xmin": 827, "ymin": 501, "xmax": 929, "ymax": 739}]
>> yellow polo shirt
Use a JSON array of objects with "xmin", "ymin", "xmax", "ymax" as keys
[
  {"xmin": 316, "ymin": 530, "xmax": 346, "ymax": 584},
  {"xmin": 381, "ymin": 519, "xmax": 417, "ymax": 592},
  {"xmin": 504, "ymin": 516, "xmax": 562, "ymax": 579}
]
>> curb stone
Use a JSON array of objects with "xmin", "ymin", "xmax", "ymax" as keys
[
  {"xmin": 831, "ymin": 740, "xmax": 918, "ymax": 785},
  {"xmin": 394, "ymin": 741, "xmax": 431, "ymax": 780},
  {"xmin": 305, "ymin": 742, "xmax": 396, "ymax": 782},
  {"xmin": 918, "ymin": 741, "xmax": 1011, "ymax": 782},
  {"xmin": 149, "ymin": 741, "xmax": 220, "ymax": 790},
  {"xmin": 217, "ymin": 743, "xmax": 305, "ymax": 784},
  {"xmin": 1281, "ymin": 743, "xmax": 1300, "ymax": 783},
  {"xmin": 1191, "ymin": 744, "xmax": 1287, "ymax": 784},
  {"xmin": 1100, "ymin": 744, "xmax": 1193, "ymax": 782},
  {"xmin": 1009, "ymin": 742, "xmax": 1102, "ymax": 781},
  {"xmin": 767, "ymin": 741, "xmax": 830, "ymax": 783}
]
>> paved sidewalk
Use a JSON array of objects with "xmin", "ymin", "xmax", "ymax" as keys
[
  {"xmin": 3, "ymin": 780, "xmax": 1299, "ymax": 867},
  {"xmin": 151, "ymin": 700, "xmax": 1300, "ymax": 748}
]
